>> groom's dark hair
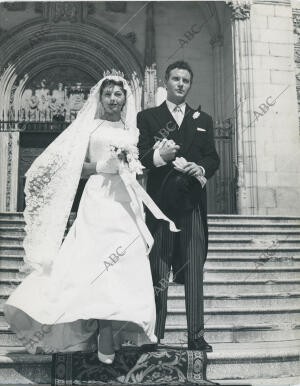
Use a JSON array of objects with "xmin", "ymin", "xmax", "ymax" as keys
[{"xmin": 165, "ymin": 61, "xmax": 193, "ymax": 83}]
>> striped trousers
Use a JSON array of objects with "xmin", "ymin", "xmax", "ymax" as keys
[{"xmin": 149, "ymin": 205, "xmax": 206, "ymax": 341}]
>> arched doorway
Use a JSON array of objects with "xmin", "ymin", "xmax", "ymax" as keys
[{"xmin": 0, "ymin": 17, "xmax": 143, "ymax": 211}]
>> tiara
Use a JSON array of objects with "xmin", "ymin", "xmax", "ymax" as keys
[{"xmin": 103, "ymin": 69, "xmax": 125, "ymax": 78}]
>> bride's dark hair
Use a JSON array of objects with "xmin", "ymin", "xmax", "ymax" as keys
[{"xmin": 99, "ymin": 79, "xmax": 127, "ymax": 98}]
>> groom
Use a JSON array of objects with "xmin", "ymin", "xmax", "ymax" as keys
[{"xmin": 137, "ymin": 61, "xmax": 219, "ymax": 352}]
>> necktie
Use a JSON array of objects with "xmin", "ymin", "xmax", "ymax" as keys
[{"xmin": 173, "ymin": 105, "xmax": 183, "ymax": 128}]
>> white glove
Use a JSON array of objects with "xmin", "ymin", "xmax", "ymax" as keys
[
  {"xmin": 96, "ymin": 158, "xmax": 120, "ymax": 174},
  {"xmin": 172, "ymin": 157, "xmax": 207, "ymax": 188}
]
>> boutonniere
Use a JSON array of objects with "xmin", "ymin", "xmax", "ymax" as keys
[{"xmin": 192, "ymin": 105, "xmax": 201, "ymax": 120}]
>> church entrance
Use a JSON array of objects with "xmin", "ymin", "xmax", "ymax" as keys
[
  {"xmin": 0, "ymin": 2, "xmax": 236, "ymax": 214},
  {"xmin": 15, "ymin": 67, "xmax": 95, "ymax": 211},
  {"xmin": 15, "ymin": 117, "xmax": 236, "ymax": 214},
  {"xmin": 3, "ymin": 66, "xmax": 236, "ymax": 214}
]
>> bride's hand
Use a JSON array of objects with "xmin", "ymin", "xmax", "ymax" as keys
[{"xmin": 96, "ymin": 157, "xmax": 120, "ymax": 174}]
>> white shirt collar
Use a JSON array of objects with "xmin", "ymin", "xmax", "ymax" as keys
[{"xmin": 166, "ymin": 100, "xmax": 186, "ymax": 113}]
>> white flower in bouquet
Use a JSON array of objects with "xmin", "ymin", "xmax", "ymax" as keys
[{"xmin": 109, "ymin": 142, "xmax": 144, "ymax": 175}]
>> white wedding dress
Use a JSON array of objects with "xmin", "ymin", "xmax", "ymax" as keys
[{"xmin": 4, "ymin": 119, "xmax": 158, "ymax": 354}]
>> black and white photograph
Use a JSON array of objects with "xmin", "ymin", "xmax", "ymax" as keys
[{"xmin": 0, "ymin": 0, "xmax": 299, "ymax": 385}]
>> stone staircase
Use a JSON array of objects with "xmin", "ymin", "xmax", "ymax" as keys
[{"xmin": 0, "ymin": 212, "xmax": 300, "ymax": 385}]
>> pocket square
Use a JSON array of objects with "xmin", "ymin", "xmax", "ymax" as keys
[{"xmin": 197, "ymin": 128, "xmax": 206, "ymax": 132}]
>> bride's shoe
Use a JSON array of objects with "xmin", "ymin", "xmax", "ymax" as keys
[{"xmin": 97, "ymin": 334, "xmax": 115, "ymax": 364}]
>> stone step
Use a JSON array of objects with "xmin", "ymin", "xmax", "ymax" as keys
[
  {"xmin": 1, "ymin": 218, "xmax": 300, "ymax": 228},
  {"xmin": 2, "ymin": 221, "xmax": 300, "ymax": 232},
  {"xmin": 2, "ymin": 306, "xmax": 298, "ymax": 326},
  {"xmin": 205, "ymin": 256, "xmax": 300, "ymax": 268},
  {"xmin": 2, "ymin": 291, "xmax": 299, "ymax": 310},
  {"xmin": 168, "ymin": 281, "xmax": 300, "ymax": 294},
  {"xmin": 164, "ymin": 340, "xmax": 300, "ymax": 380},
  {"xmin": 1, "ymin": 322, "xmax": 300, "ymax": 348},
  {"xmin": 0, "ymin": 214, "xmax": 25, "ymax": 221},
  {"xmin": 1, "ymin": 266, "xmax": 300, "ymax": 282},
  {"xmin": 1, "ymin": 244, "xmax": 299, "ymax": 257},
  {"xmin": 1, "ymin": 279, "xmax": 300, "ymax": 298},
  {"xmin": 207, "ymin": 215, "xmax": 300, "ymax": 223},
  {"xmin": 166, "ymin": 307, "xmax": 300, "ymax": 325},
  {"xmin": 209, "ymin": 229, "xmax": 300, "ymax": 238},
  {"xmin": 198, "ymin": 279, "xmax": 300, "ymax": 295},
  {"xmin": 1, "ymin": 340, "xmax": 299, "ymax": 383},
  {"xmin": 0, "ymin": 227, "xmax": 25, "ymax": 236},
  {"xmin": 212, "ymin": 376, "xmax": 300, "ymax": 386},
  {"xmin": 0, "ymin": 235, "xmax": 262, "ymax": 246},
  {"xmin": 0, "ymin": 237, "xmax": 24, "ymax": 246},
  {"xmin": 0, "ymin": 346, "xmax": 52, "ymax": 384},
  {"xmin": 162, "ymin": 323, "xmax": 300, "ymax": 345},
  {"xmin": 2, "ymin": 254, "xmax": 300, "ymax": 270},
  {"xmin": 2, "ymin": 239, "xmax": 300, "ymax": 251},
  {"xmin": 203, "ymin": 267, "xmax": 300, "ymax": 280},
  {"xmin": 0, "ymin": 269, "xmax": 29, "ymax": 281},
  {"xmin": 207, "ymin": 340, "xmax": 300, "ymax": 380},
  {"xmin": 167, "ymin": 292, "xmax": 300, "ymax": 308},
  {"xmin": 207, "ymin": 249, "xmax": 300, "ymax": 258},
  {"xmin": 1, "ymin": 212, "xmax": 299, "ymax": 221},
  {"xmin": 3, "ymin": 226, "xmax": 300, "ymax": 238},
  {"xmin": 0, "ymin": 256, "xmax": 23, "ymax": 269},
  {"xmin": 0, "ymin": 220, "xmax": 25, "ymax": 228},
  {"xmin": 209, "ymin": 224, "xmax": 300, "ymax": 232},
  {"xmin": 1, "ymin": 258, "xmax": 300, "ymax": 272}
]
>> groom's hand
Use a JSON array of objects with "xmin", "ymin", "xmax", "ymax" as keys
[
  {"xmin": 181, "ymin": 162, "xmax": 204, "ymax": 178},
  {"xmin": 159, "ymin": 139, "xmax": 180, "ymax": 162}
]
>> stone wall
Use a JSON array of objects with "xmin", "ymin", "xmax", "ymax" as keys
[{"xmin": 250, "ymin": 1, "xmax": 300, "ymax": 215}]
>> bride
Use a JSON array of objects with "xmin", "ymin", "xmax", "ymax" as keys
[{"xmin": 3, "ymin": 72, "xmax": 179, "ymax": 364}]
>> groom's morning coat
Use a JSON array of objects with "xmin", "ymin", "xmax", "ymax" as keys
[{"xmin": 137, "ymin": 101, "xmax": 220, "ymax": 261}]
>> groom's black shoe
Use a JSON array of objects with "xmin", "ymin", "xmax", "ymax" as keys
[
  {"xmin": 188, "ymin": 337, "xmax": 212, "ymax": 352},
  {"xmin": 141, "ymin": 339, "xmax": 160, "ymax": 352}
]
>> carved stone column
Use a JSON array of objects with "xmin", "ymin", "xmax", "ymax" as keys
[
  {"xmin": 210, "ymin": 34, "xmax": 225, "ymax": 126},
  {"xmin": 227, "ymin": 0, "xmax": 258, "ymax": 214},
  {"xmin": 144, "ymin": 2, "xmax": 156, "ymax": 69},
  {"xmin": 143, "ymin": 2, "xmax": 157, "ymax": 110},
  {"xmin": 0, "ymin": 66, "xmax": 20, "ymax": 212},
  {"xmin": 293, "ymin": 9, "xmax": 300, "ymax": 133}
]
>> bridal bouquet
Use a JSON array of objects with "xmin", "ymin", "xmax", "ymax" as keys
[{"xmin": 109, "ymin": 143, "xmax": 144, "ymax": 175}]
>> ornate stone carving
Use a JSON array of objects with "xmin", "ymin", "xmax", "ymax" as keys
[
  {"xmin": 18, "ymin": 74, "xmax": 94, "ymax": 122},
  {"xmin": 105, "ymin": 2, "xmax": 127, "ymax": 13},
  {"xmin": 144, "ymin": 65, "xmax": 157, "ymax": 109},
  {"xmin": 226, "ymin": 0, "xmax": 252, "ymax": 19},
  {"xmin": 144, "ymin": 2, "xmax": 155, "ymax": 68},
  {"xmin": 295, "ymin": 48, "xmax": 300, "ymax": 65},
  {"xmin": 294, "ymin": 10, "xmax": 300, "ymax": 134},
  {"xmin": 52, "ymin": 2, "xmax": 81, "ymax": 23},
  {"xmin": 293, "ymin": 12, "xmax": 300, "ymax": 32},
  {"xmin": 4, "ymin": 2, "xmax": 26, "ymax": 11},
  {"xmin": 210, "ymin": 34, "xmax": 224, "ymax": 48},
  {"xmin": 87, "ymin": 3, "xmax": 96, "ymax": 15},
  {"xmin": 125, "ymin": 32, "xmax": 137, "ymax": 45},
  {"xmin": 34, "ymin": 2, "xmax": 44, "ymax": 14},
  {"xmin": 6, "ymin": 133, "xmax": 13, "ymax": 211},
  {"xmin": 0, "ymin": 27, "xmax": 7, "ymax": 40},
  {"xmin": 293, "ymin": 12, "xmax": 300, "ymax": 44}
]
